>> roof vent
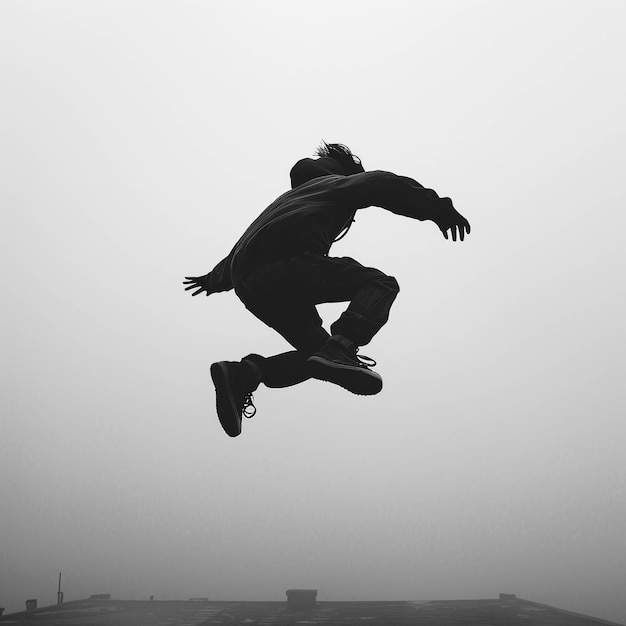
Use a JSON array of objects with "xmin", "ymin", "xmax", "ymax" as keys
[
  {"xmin": 499, "ymin": 593, "xmax": 517, "ymax": 601},
  {"xmin": 25, "ymin": 599, "xmax": 37, "ymax": 611},
  {"xmin": 286, "ymin": 589, "xmax": 317, "ymax": 609}
]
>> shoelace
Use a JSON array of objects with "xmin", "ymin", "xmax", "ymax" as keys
[
  {"xmin": 355, "ymin": 350, "xmax": 377, "ymax": 368},
  {"xmin": 242, "ymin": 393, "xmax": 256, "ymax": 419}
]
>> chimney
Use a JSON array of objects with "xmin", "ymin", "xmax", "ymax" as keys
[
  {"xmin": 25, "ymin": 599, "xmax": 37, "ymax": 611},
  {"xmin": 286, "ymin": 589, "xmax": 317, "ymax": 609},
  {"xmin": 0, "ymin": 607, "xmax": 5, "ymax": 616},
  {"xmin": 499, "ymin": 593, "xmax": 517, "ymax": 601}
]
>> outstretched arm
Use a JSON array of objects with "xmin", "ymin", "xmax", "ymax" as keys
[
  {"xmin": 183, "ymin": 255, "xmax": 233, "ymax": 297},
  {"xmin": 333, "ymin": 170, "xmax": 471, "ymax": 241}
]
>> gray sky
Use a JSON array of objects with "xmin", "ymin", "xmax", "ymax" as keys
[{"xmin": 2, "ymin": 0, "xmax": 625, "ymax": 622}]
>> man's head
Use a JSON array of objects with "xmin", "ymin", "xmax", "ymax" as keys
[{"xmin": 290, "ymin": 141, "xmax": 365, "ymax": 189}]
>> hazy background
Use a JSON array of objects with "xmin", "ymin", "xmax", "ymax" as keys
[{"xmin": 2, "ymin": 0, "xmax": 625, "ymax": 622}]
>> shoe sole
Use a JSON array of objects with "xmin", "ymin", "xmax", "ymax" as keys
[
  {"xmin": 210, "ymin": 362, "xmax": 242, "ymax": 437},
  {"xmin": 307, "ymin": 356, "xmax": 383, "ymax": 396}
]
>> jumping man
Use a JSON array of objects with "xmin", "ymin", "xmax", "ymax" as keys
[{"xmin": 184, "ymin": 142, "xmax": 471, "ymax": 437}]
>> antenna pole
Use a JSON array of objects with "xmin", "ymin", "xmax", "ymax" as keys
[{"xmin": 57, "ymin": 572, "xmax": 63, "ymax": 605}]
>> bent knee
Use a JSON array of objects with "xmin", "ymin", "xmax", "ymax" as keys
[{"xmin": 380, "ymin": 275, "xmax": 400, "ymax": 294}]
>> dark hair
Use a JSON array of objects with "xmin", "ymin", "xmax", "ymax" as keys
[{"xmin": 314, "ymin": 141, "xmax": 365, "ymax": 175}]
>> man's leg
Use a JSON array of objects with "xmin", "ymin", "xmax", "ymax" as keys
[
  {"xmin": 213, "ymin": 254, "xmax": 400, "ymax": 435},
  {"xmin": 314, "ymin": 254, "xmax": 400, "ymax": 346},
  {"xmin": 211, "ymin": 288, "xmax": 330, "ymax": 437},
  {"xmin": 300, "ymin": 254, "xmax": 400, "ymax": 394},
  {"xmin": 239, "ymin": 301, "xmax": 331, "ymax": 388},
  {"xmin": 238, "ymin": 254, "xmax": 400, "ymax": 395}
]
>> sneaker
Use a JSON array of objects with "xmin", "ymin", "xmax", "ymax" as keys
[
  {"xmin": 307, "ymin": 335, "xmax": 382, "ymax": 395},
  {"xmin": 210, "ymin": 361, "xmax": 257, "ymax": 437}
]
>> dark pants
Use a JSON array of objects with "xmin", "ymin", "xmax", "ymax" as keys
[{"xmin": 233, "ymin": 253, "xmax": 399, "ymax": 388}]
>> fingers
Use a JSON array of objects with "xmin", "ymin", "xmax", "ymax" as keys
[
  {"xmin": 184, "ymin": 279, "xmax": 206, "ymax": 295},
  {"xmin": 442, "ymin": 220, "xmax": 471, "ymax": 242},
  {"xmin": 185, "ymin": 282, "xmax": 207, "ymax": 295},
  {"xmin": 444, "ymin": 224, "xmax": 458, "ymax": 241},
  {"xmin": 461, "ymin": 218, "xmax": 470, "ymax": 239},
  {"xmin": 183, "ymin": 276, "xmax": 209, "ymax": 297}
]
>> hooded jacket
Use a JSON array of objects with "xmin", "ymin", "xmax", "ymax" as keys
[{"xmin": 202, "ymin": 170, "xmax": 454, "ymax": 294}]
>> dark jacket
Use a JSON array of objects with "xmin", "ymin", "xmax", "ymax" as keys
[{"xmin": 204, "ymin": 170, "xmax": 453, "ymax": 293}]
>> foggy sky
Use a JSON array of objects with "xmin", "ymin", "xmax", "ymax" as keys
[{"xmin": 2, "ymin": 0, "xmax": 625, "ymax": 622}]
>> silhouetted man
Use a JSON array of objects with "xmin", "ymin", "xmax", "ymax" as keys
[{"xmin": 184, "ymin": 142, "xmax": 470, "ymax": 437}]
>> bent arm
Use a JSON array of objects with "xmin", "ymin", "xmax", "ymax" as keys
[{"xmin": 333, "ymin": 170, "xmax": 470, "ymax": 240}]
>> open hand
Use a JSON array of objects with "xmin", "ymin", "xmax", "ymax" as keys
[
  {"xmin": 433, "ymin": 200, "xmax": 471, "ymax": 242},
  {"xmin": 183, "ymin": 274, "xmax": 211, "ymax": 296}
]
